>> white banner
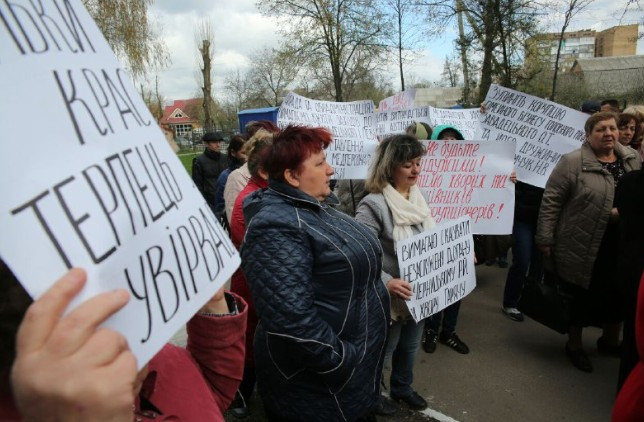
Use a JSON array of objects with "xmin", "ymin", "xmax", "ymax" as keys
[
  {"xmin": 378, "ymin": 89, "xmax": 416, "ymax": 111},
  {"xmin": 476, "ymin": 84, "xmax": 588, "ymax": 188},
  {"xmin": 428, "ymin": 107, "xmax": 481, "ymax": 140},
  {"xmin": 419, "ymin": 140, "xmax": 516, "ymax": 234},
  {"xmin": 0, "ymin": 0, "xmax": 239, "ymax": 367},
  {"xmin": 278, "ymin": 92, "xmax": 378, "ymax": 179},
  {"xmin": 396, "ymin": 217, "xmax": 476, "ymax": 323},
  {"xmin": 376, "ymin": 106, "xmax": 431, "ymax": 139}
]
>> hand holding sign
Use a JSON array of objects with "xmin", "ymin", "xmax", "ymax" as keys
[
  {"xmin": 476, "ymin": 84, "xmax": 588, "ymax": 188},
  {"xmin": 396, "ymin": 217, "xmax": 476, "ymax": 323},
  {"xmin": 418, "ymin": 140, "xmax": 515, "ymax": 234},
  {"xmin": 11, "ymin": 268, "xmax": 137, "ymax": 422},
  {"xmin": 387, "ymin": 278, "xmax": 413, "ymax": 300},
  {"xmin": 0, "ymin": 0, "xmax": 240, "ymax": 368}
]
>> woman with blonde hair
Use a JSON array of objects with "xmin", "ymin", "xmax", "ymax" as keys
[{"xmin": 355, "ymin": 134, "xmax": 431, "ymax": 411}]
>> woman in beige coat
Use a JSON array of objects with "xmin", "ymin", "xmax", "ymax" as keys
[{"xmin": 536, "ymin": 111, "xmax": 641, "ymax": 373}]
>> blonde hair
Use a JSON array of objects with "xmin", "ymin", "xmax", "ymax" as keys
[
  {"xmin": 243, "ymin": 128, "xmax": 273, "ymax": 156},
  {"xmin": 365, "ymin": 135, "xmax": 425, "ymax": 193},
  {"xmin": 624, "ymin": 105, "xmax": 644, "ymax": 121}
]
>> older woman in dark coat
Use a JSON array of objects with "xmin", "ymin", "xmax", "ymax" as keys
[{"xmin": 537, "ymin": 112, "xmax": 641, "ymax": 373}]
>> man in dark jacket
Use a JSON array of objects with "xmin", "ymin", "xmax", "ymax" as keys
[{"xmin": 192, "ymin": 132, "xmax": 228, "ymax": 211}]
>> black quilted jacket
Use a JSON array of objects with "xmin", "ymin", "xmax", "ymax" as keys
[{"xmin": 241, "ymin": 180, "xmax": 390, "ymax": 421}]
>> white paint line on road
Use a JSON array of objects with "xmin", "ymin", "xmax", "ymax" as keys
[
  {"xmin": 419, "ymin": 407, "xmax": 461, "ymax": 422},
  {"xmin": 381, "ymin": 391, "xmax": 461, "ymax": 421}
]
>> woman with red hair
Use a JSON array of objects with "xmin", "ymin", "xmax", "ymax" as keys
[{"xmin": 240, "ymin": 125, "xmax": 389, "ymax": 422}]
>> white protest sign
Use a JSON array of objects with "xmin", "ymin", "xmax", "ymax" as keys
[
  {"xmin": 278, "ymin": 92, "xmax": 378, "ymax": 179},
  {"xmin": 428, "ymin": 107, "xmax": 481, "ymax": 140},
  {"xmin": 0, "ymin": 0, "xmax": 239, "ymax": 367},
  {"xmin": 375, "ymin": 106, "xmax": 431, "ymax": 139},
  {"xmin": 418, "ymin": 140, "xmax": 516, "ymax": 234},
  {"xmin": 477, "ymin": 84, "xmax": 588, "ymax": 188},
  {"xmin": 378, "ymin": 89, "xmax": 416, "ymax": 111},
  {"xmin": 396, "ymin": 217, "xmax": 476, "ymax": 323}
]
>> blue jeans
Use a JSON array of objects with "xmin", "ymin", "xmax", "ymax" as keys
[
  {"xmin": 384, "ymin": 319, "xmax": 424, "ymax": 397},
  {"xmin": 503, "ymin": 221, "xmax": 542, "ymax": 308},
  {"xmin": 426, "ymin": 301, "xmax": 461, "ymax": 334}
]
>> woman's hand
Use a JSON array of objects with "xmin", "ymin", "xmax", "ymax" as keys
[
  {"xmin": 539, "ymin": 245, "xmax": 553, "ymax": 256},
  {"xmin": 11, "ymin": 269, "xmax": 137, "ymax": 422},
  {"xmin": 387, "ymin": 278, "xmax": 413, "ymax": 300},
  {"xmin": 199, "ymin": 286, "xmax": 229, "ymax": 314},
  {"xmin": 480, "ymin": 102, "xmax": 486, "ymax": 113},
  {"xmin": 510, "ymin": 170, "xmax": 517, "ymax": 184},
  {"xmin": 610, "ymin": 207, "xmax": 619, "ymax": 223}
]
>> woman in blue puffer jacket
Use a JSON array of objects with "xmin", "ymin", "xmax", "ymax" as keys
[{"xmin": 240, "ymin": 125, "xmax": 390, "ymax": 422}]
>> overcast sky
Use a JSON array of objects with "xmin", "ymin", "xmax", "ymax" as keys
[{"xmin": 148, "ymin": 0, "xmax": 643, "ymax": 102}]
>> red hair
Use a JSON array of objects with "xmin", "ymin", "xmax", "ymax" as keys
[
  {"xmin": 264, "ymin": 125, "xmax": 332, "ymax": 182},
  {"xmin": 245, "ymin": 120, "xmax": 280, "ymax": 139}
]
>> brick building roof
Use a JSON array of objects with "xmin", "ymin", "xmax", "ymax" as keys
[{"xmin": 160, "ymin": 99, "xmax": 202, "ymax": 125}]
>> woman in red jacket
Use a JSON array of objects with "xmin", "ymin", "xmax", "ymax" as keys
[
  {"xmin": 228, "ymin": 130, "xmax": 273, "ymax": 417},
  {"xmin": 0, "ymin": 263, "xmax": 246, "ymax": 421}
]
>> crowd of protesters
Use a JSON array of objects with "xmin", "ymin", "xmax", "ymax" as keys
[{"xmin": 1, "ymin": 93, "xmax": 644, "ymax": 422}]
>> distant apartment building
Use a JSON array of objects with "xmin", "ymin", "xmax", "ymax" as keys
[
  {"xmin": 595, "ymin": 24, "xmax": 639, "ymax": 57},
  {"xmin": 528, "ymin": 24, "xmax": 639, "ymax": 71}
]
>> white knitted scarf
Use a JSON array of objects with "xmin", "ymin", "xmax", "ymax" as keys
[{"xmin": 382, "ymin": 183, "xmax": 436, "ymax": 243}]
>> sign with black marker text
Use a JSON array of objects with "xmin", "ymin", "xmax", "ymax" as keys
[
  {"xmin": 476, "ymin": 84, "xmax": 588, "ymax": 188},
  {"xmin": 428, "ymin": 107, "xmax": 481, "ymax": 140},
  {"xmin": 0, "ymin": 0, "xmax": 239, "ymax": 367},
  {"xmin": 376, "ymin": 106, "xmax": 431, "ymax": 139},
  {"xmin": 277, "ymin": 92, "xmax": 378, "ymax": 179},
  {"xmin": 396, "ymin": 217, "xmax": 476, "ymax": 323}
]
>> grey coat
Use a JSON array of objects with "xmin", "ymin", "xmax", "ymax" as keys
[
  {"xmin": 536, "ymin": 141, "xmax": 641, "ymax": 289},
  {"xmin": 334, "ymin": 179, "xmax": 367, "ymax": 217},
  {"xmin": 355, "ymin": 193, "xmax": 423, "ymax": 321}
]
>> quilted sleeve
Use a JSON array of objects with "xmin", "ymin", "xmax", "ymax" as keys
[
  {"xmin": 241, "ymin": 214, "xmax": 359, "ymax": 392},
  {"xmin": 536, "ymin": 154, "xmax": 572, "ymax": 246},
  {"xmin": 186, "ymin": 292, "xmax": 247, "ymax": 411}
]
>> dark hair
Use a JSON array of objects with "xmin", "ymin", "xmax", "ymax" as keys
[
  {"xmin": 227, "ymin": 135, "xmax": 246, "ymax": 159},
  {"xmin": 618, "ymin": 113, "xmax": 641, "ymax": 144},
  {"xmin": 264, "ymin": 125, "xmax": 332, "ymax": 182},
  {"xmin": 365, "ymin": 135, "xmax": 426, "ymax": 193},
  {"xmin": 601, "ymin": 99, "xmax": 621, "ymax": 112},
  {"xmin": 618, "ymin": 112, "xmax": 640, "ymax": 128},
  {"xmin": 248, "ymin": 140, "xmax": 272, "ymax": 178},
  {"xmin": 584, "ymin": 111, "xmax": 618, "ymax": 134},
  {"xmin": 437, "ymin": 128, "xmax": 464, "ymax": 140},
  {"xmin": 245, "ymin": 130, "xmax": 274, "ymax": 178},
  {"xmin": 245, "ymin": 120, "xmax": 279, "ymax": 139}
]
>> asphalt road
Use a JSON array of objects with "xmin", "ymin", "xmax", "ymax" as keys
[
  {"xmin": 173, "ymin": 261, "xmax": 621, "ymax": 422},
  {"xmin": 405, "ymin": 262, "xmax": 620, "ymax": 422}
]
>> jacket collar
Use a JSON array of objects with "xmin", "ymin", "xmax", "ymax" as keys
[
  {"xmin": 268, "ymin": 179, "xmax": 339, "ymax": 208},
  {"xmin": 204, "ymin": 148, "xmax": 222, "ymax": 160},
  {"xmin": 581, "ymin": 141, "xmax": 636, "ymax": 172},
  {"xmin": 249, "ymin": 176, "xmax": 268, "ymax": 190}
]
